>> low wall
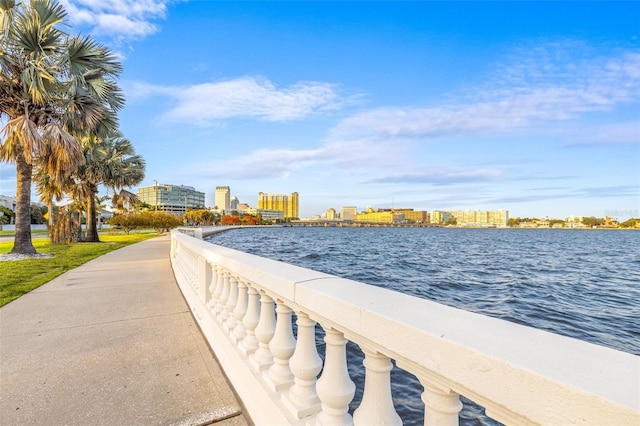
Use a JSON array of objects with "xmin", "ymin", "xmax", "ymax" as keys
[{"xmin": 170, "ymin": 229, "xmax": 640, "ymax": 425}]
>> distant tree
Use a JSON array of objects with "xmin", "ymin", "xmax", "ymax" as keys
[
  {"xmin": 549, "ymin": 219, "xmax": 565, "ymax": 228},
  {"xmin": 241, "ymin": 214, "xmax": 259, "ymax": 225},
  {"xmin": 581, "ymin": 216, "xmax": 605, "ymax": 228},
  {"xmin": 620, "ymin": 218, "xmax": 640, "ymax": 228},
  {"xmin": 220, "ymin": 215, "xmax": 241, "ymax": 225},
  {"xmin": 30, "ymin": 205, "xmax": 47, "ymax": 224},
  {"xmin": 184, "ymin": 209, "xmax": 215, "ymax": 226},
  {"xmin": 508, "ymin": 218, "xmax": 520, "ymax": 227}
]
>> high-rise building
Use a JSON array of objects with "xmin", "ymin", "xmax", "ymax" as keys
[
  {"xmin": 137, "ymin": 183, "xmax": 205, "ymax": 215},
  {"xmin": 230, "ymin": 195, "xmax": 239, "ymax": 211},
  {"xmin": 215, "ymin": 186, "xmax": 230, "ymax": 214},
  {"xmin": 340, "ymin": 206, "xmax": 358, "ymax": 221},
  {"xmin": 257, "ymin": 192, "xmax": 299, "ymax": 219},
  {"xmin": 326, "ymin": 208, "xmax": 336, "ymax": 219}
]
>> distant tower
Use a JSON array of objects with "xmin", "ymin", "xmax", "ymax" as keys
[
  {"xmin": 257, "ymin": 191, "xmax": 299, "ymax": 219},
  {"xmin": 230, "ymin": 195, "xmax": 239, "ymax": 211},
  {"xmin": 215, "ymin": 186, "xmax": 230, "ymax": 215}
]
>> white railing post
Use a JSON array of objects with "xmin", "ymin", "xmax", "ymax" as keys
[
  {"xmin": 266, "ymin": 301, "xmax": 296, "ymax": 392},
  {"xmin": 252, "ymin": 291, "xmax": 275, "ymax": 371},
  {"xmin": 217, "ymin": 271, "xmax": 230, "ymax": 323},
  {"xmin": 225, "ymin": 276, "xmax": 239, "ymax": 333},
  {"xmin": 284, "ymin": 312, "xmax": 322, "ymax": 418},
  {"xmin": 316, "ymin": 327, "xmax": 356, "ymax": 426},
  {"xmin": 353, "ymin": 347, "xmax": 401, "ymax": 426},
  {"xmin": 232, "ymin": 279, "xmax": 248, "ymax": 343},
  {"xmin": 419, "ymin": 378, "xmax": 462, "ymax": 426},
  {"xmin": 241, "ymin": 285, "xmax": 260, "ymax": 356},
  {"xmin": 207, "ymin": 264, "xmax": 219, "ymax": 310}
]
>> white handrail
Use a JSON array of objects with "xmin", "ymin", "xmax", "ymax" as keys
[{"xmin": 170, "ymin": 229, "xmax": 640, "ymax": 425}]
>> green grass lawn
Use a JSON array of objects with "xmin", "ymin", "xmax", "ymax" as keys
[{"xmin": 0, "ymin": 231, "xmax": 159, "ymax": 307}]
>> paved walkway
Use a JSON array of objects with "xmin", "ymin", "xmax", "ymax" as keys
[{"xmin": 0, "ymin": 236, "xmax": 250, "ymax": 426}]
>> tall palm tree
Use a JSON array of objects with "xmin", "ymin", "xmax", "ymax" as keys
[
  {"xmin": 68, "ymin": 132, "xmax": 145, "ymax": 242},
  {"xmin": 0, "ymin": 0, "xmax": 123, "ymax": 254}
]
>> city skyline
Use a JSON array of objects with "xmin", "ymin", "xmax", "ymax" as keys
[{"xmin": 0, "ymin": 2, "xmax": 638, "ymax": 220}]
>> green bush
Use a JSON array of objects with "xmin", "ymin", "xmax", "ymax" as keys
[{"xmin": 108, "ymin": 211, "xmax": 182, "ymax": 234}]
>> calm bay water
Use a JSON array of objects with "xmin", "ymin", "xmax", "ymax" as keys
[{"xmin": 206, "ymin": 227, "xmax": 640, "ymax": 424}]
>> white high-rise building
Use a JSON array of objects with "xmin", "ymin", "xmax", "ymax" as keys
[{"xmin": 215, "ymin": 186, "xmax": 230, "ymax": 214}]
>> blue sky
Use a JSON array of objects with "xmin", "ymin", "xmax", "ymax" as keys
[{"xmin": 1, "ymin": 1, "xmax": 639, "ymax": 220}]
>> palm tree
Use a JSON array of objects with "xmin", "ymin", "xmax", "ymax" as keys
[
  {"xmin": 111, "ymin": 189, "xmax": 140, "ymax": 214},
  {"xmin": 33, "ymin": 168, "xmax": 64, "ymax": 230},
  {"xmin": 68, "ymin": 132, "xmax": 145, "ymax": 242},
  {"xmin": 0, "ymin": 0, "xmax": 123, "ymax": 254}
]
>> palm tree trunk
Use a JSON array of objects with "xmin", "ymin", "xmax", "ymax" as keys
[
  {"xmin": 11, "ymin": 151, "xmax": 36, "ymax": 254},
  {"xmin": 47, "ymin": 200, "xmax": 54, "ymax": 234},
  {"xmin": 85, "ymin": 184, "xmax": 100, "ymax": 242}
]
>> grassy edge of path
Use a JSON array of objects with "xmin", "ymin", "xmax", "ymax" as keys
[{"xmin": 0, "ymin": 231, "xmax": 160, "ymax": 307}]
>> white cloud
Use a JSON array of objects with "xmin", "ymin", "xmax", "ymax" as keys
[
  {"xmin": 564, "ymin": 122, "xmax": 640, "ymax": 145},
  {"xmin": 334, "ymin": 50, "xmax": 640, "ymax": 142},
  {"xmin": 128, "ymin": 76, "xmax": 352, "ymax": 125},
  {"xmin": 190, "ymin": 137, "xmax": 407, "ymax": 180},
  {"xmin": 60, "ymin": 0, "xmax": 170, "ymax": 41}
]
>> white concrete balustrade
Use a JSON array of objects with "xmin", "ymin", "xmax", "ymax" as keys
[{"xmin": 170, "ymin": 228, "xmax": 640, "ymax": 425}]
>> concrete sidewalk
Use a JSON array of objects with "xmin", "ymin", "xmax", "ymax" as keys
[{"xmin": 0, "ymin": 236, "xmax": 249, "ymax": 426}]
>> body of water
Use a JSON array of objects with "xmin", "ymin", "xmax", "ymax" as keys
[{"xmin": 206, "ymin": 227, "xmax": 639, "ymax": 424}]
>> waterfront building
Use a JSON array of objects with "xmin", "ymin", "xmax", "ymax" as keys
[
  {"xmin": 394, "ymin": 209, "xmax": 428, "ymax": 223},
  {"xmin": 430, "ymin": 209, "xmax": 508, "ymax": 226},
  {"xmin": 430, "ymin": 210, "xmax": 452, "ymax": 224},
  {"xmin": 355, "ymin": 209, "xmax": 405, "ymax": 223},
  {"xmin": 215, "ymin": 186, "xmax": 231, "ymax": 215},
  {"xmin": 326, "ymin": 208, "xmax": 336, "ymax": 220},
  {"xmin": 257, "ymin": 192, "xmax": 299, "ymax": 219},
  {"xmin": 137, "ymin": 183, "xmax": 205, "ymax": 215},
  {"xmin": 340, "ymin": 206, "xmax": 358, "ymax": 221},
  {"xmin": 244, "ymin": 208, "xmax": 284, "ymax": 221}
]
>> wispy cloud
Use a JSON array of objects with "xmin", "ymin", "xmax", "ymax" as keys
[
  {"xmin": 190, "ymin": 138, "xmax": 406, "ymax": 180},
  {"xmin": 60, "ymin": 0, "xmax": 171, "ymax": 41},
  {"xmin": 563, "ymin": 122, "xmax": 640, "ymax": 146},
  {"xmin": 127, "ymin": 76, "xmax": 356, "ymax": 125},
  {"xmin": 364, "ymin": 168, "xmax": 506, "ymax": 185},
  {"xmin": 333, "ymin": 49, "xmax": 640, "ymax": 142}
]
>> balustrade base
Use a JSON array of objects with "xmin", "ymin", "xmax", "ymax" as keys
[{"xmin": 282, "ymin": 393, "xmax": 321, "ymax": 420}]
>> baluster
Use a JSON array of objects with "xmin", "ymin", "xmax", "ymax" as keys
[
  {"xmin": 251, "ymin": 291, "xmax": 275, "ymax": 371},
  {"xmin": 217, "ymin": 271, "xmax": 230, "ymax": 323},
  {"xmin": 213, "ymin": 267, "xmax": 225, "ymax": 317},
  {"xmin": 316, "ymin": 327, "xmax": 355, "ymax": 426},
  {"xmin": 241, "ymin": 285, "xmax": 260, "ymax": 356},
  {"xmin": 419, "ymin": 379, "xmax": 462, "ymax": 426},
  {"xmin": 353, "ymin": 347, "xmax": 401, "ymax": 426},
  {"xmin": 266, "ymin": 301, "xmax": 296, "ymax": 391},
  {"xmin": 284, "ymin": 312, "xmax": 322, "ymax": 418},
  {"xmin": 224, "ymin": 276, "xmax": 239, "ymax": 332},
  {"xmin": 232, "ymin": 279, "xmax": 248, "ymax": 343},
  {"xmin": 207, "ymin": 264, "xmax": 219, "ymax": 309}
]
